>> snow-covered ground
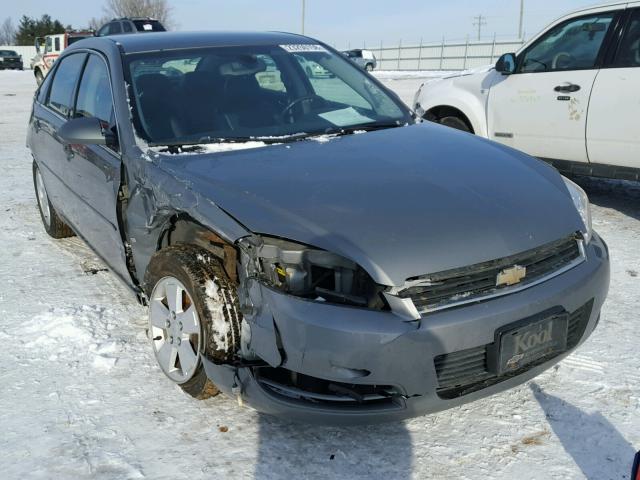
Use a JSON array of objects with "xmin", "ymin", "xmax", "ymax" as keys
[{"xmin": 1, "ymin": 69, "xmax": 639, "ymax": 480}]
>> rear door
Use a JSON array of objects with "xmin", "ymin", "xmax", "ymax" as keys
[
  {"xmin": 31, "ymin": 52, "xmax": 87, "ymax": 218},
  {"xmin": 487, "ymin": 9, "xmax": 619, "ymax": 163},
  {"xmin": 62, "ymin": 52, "xmax": 131, "ymax": 282},
  {"xmin": 587, "ymin": 7, "xmax": 640, "ymax": 168}
]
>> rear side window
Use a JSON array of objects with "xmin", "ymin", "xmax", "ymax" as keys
[
  {"xmin": 614, "ymin": 10, "xmax": 640, "ymax": 67},
  {"xmin": 123, "ymin": 21, "xmax": 133, "ymax": 33},
  {"xmin": 133, "ymin": 20, "xmax": 165, "ymax": 32},
  {"xmin": 46, "ymin": 53, "xmax": 86, "ymax": 117}
]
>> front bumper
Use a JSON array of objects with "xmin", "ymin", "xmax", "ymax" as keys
[
  {"xmin": 203, "ymin": 233, "xmax": 609, "ymax": 424},
  {"xmin": 0, "ymin": 60, "xmax": 22, "ymax": 69}
]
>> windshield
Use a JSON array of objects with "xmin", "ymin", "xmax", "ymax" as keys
[
  {"xmin": 0, "ymin": 50, "xmax": 18, "ymax": 56},
  {"xmin": 125, "ymin": 44, "xmax": 410, "ymax": 146}
]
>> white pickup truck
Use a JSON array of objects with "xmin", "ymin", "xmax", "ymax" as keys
[
  {"xmin": 414, "ymin": 1, "xmax": 640, "ymax": 181},
  {"xmin": 31, "ymin": 31, "xmax": 93, "ymax": 85}
]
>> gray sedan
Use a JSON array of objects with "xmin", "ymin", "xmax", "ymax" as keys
[{"xmin": 27, "ymin": 31, "xmax": 609, "ymax": 424}]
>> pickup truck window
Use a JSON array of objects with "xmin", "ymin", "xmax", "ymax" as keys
[
  {"xmin": 614, "ymin": 10, "xmax": 640, "ymax": 67},
  {"xmin": 520, "ymin": 13, "xmax": 615, "ymax": 73}
]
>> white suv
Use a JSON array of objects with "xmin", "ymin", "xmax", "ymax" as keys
[{"xmin": 414, "ymin": 2, "xmax": 640, "ymax": 181}]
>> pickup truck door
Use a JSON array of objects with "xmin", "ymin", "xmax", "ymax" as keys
[
  {"xmin": 61, "ymin": 53, "xmax": 132, "ymax": 285},
  {"xmin": 587, "ymin": 7, "xmax": 640, "ymax": 169},
  {"xmin": 487, "ymin": 9, "xmax": 619, "ymax": 163}
]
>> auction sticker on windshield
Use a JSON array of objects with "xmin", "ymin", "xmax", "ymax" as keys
[{"xmin": 280, "ymin": 44, "xmax": 328, "ymax": 53}]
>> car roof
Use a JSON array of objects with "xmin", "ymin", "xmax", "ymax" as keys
[
  {"xmin": 100, "ymin": 30, "xmax": 317, "ymax": 54},
  {"xmin": 573, "ymin": 1, "xmax": 628, "ymax": 13}
]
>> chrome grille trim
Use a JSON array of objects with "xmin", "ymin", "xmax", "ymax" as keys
[{"xmin": 391, "ymin": 237, "xmax": 586, "ymax": 316}]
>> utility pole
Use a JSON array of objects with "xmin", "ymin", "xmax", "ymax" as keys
[
  {"xmin": 518, "ymin": 0, "xmax": 525, "ymax": 39},
  {"xmin": 473, "ymin": 14, "xmax": 487, "ymax": 41},
  {"xmin": 301, "ymin": 0, "xmax": 306, "ymax": 34}
]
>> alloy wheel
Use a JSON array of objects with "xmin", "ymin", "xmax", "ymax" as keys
[{"xmin": 149, "ymin": 277, "xmax": 203, "ymax": 384}]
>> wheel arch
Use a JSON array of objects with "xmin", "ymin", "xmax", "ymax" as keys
[
  {"xmin": 425, "ymin": 105, "xmax": 476, "ymax": 133},
  {"xmin": 154, "ymin": 213, "xmax": 240, "ymax": 285},
  {"xmin": 419, "ymin": 86, "xmax": 488, "ymax": 137}
]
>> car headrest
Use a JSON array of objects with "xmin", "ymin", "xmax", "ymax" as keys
[{"xmin": 219, "ymin": 56, "xmax": 266, "ymax": 76}]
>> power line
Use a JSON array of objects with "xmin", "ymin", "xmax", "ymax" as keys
[{"xmin": 473, "ymin": 14, "xmax": 487, "ymax": 41}]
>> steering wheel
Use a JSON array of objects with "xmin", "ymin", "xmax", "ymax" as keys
[
  {"xmin": 552, "ymin": 52, "xmax": 573, "ymax": 70},
  {"xmin": 280, "ymin": 95, "xmax": 320, "ymax": 120}
]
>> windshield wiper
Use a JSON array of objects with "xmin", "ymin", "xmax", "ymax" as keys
[{"xmin": 323, "ymin": 122, "xmax": 405, "ymax": 137}]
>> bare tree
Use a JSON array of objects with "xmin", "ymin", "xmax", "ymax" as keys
[
  {"xmin": 102, "ymin": 0, "xmax": 173, "ymax": 27},
  {"xmin": 89, "ymin": 16, "xmax": 110, "ymax": 31},
  {"xmin": 0, "ymin": 17, "xmax": 16, "ymax": 45}
]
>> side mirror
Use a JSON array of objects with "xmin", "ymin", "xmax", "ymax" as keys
[
  {"xmin": 34, "ymin": 37, "xmax": 43, "ymax": 54},
  {"xmin": 496, "ymin": 53, "xmax": 517, "ymax": 75},
  {"xmin": 57, "ymin": 117, "xmax": 113, "ymax": 146}
]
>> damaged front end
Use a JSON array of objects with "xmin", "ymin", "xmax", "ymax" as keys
[{"xmin": 209, "ymin": 234, "xmax": 420, "ymax": 413}]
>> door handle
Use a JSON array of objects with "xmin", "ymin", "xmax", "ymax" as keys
[{"xmin": 554, "ymin": 84, "xmax": 581, "ymax": 93}]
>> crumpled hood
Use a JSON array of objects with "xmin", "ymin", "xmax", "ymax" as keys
[{"xmin": 159, "ymin": 123, "xmax": 583, "ymax": 286}]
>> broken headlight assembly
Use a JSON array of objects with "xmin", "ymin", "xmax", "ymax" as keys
[
  {"xmin": 238, "ymin": 236, "xmax": 386, "ymax": 309},
  {"xmin": 562, "ymin": 176, "xmax": 592, "ymax": 243}
]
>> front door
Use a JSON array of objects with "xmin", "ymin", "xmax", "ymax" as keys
[
  {"xmin": 587, "ymin": 8, "xmax": 640, "ymax": 169},
  {"xmin": 62, "ymin": 53, "xmax": 132, "ymax": 284},
  {"xmin": 488, "ymin": 10, "xmax": 618, "ymax": 163}
]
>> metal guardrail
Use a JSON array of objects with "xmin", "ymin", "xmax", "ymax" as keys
[{"xmin": 373, "ymin": 38, "xmax": 526, "ymax": 71}]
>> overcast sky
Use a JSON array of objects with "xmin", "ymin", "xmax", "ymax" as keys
[{"xmin": 5, "ymin": 0, "xmax": 602, "ymax": 47}]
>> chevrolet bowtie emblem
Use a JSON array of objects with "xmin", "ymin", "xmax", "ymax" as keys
[{"xmin": 496, "ymin": 265, "xmax": 527, "ymax": 287}]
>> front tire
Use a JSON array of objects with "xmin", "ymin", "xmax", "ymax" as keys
[
  {"xmin": 145, "ymin": 245, "xmax": 242, "ymax": 400},
  {"xmin": 32, "ymin": 161, "xmax": 74, "ymax": 239},
  {"xmin": 439, "ymin": 115, "xmax": 471, "ymax": 133},
  {"xmin": 35, "ymin": 69, "xmax": 44, "ymax": 85}
]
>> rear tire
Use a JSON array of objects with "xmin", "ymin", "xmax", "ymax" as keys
[
  {"xmin": 439, "ymin": 115, "xmax": 471, "ymax": 133},
  {"xmin": 32, "ymin": 161, "xmax": 74, "ymax": 239},
  {"xmin": 365, "ymin": 63, "xmax": 374, "ymax": 72},
  {"xmin": 145, "ymin": 245, "xmax": 242, "ymax": 400}
]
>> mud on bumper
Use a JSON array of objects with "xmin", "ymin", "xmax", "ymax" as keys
[{"xmin": 203, "ymin": 233, "xmax": 609, "ymax": 424}]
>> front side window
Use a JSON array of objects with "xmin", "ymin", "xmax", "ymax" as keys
[
  {"xmin": 46, "ymin": 53, "xmax": 86, "ymax": 117},
  {"xmin": 126, "ymin": 44, "xmax": 409, "ymax": 146},
  {"xmin": 54, "ymin": 37, "xmax": 60, "ymax": 51},
  {"xmin": 75, "ymin": 54, "xmax": 118, "ymax": 151},
  {"xmin": 520, "ymin": 12, "xmax": 615, "ymax": 73},
  {"xmin": 613, "ymin": 10, "xmax": 640, "ymax": 67},
  {"xmin": 75, "ymin": 55, "xmax": 114, "ymax": 123}
]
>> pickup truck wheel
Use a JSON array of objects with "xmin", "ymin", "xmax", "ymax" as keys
[
  {"xmin": 32, "ymin": 161, "xmax": 74, "ymax": 239},
  {"xmin": 35, "ymin": 69, "xmax": 44, "ymax": 86},
  {"xmin": 439, "ymin": 115, "xmax": 471, "ymax": 133},
  {"xmin": 145, "ymin": 245, "xmax": 242, "ymax": 400},
  {"xmin": 365, "ymin": 63, "xmax": 374, "ymax": 72}
]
